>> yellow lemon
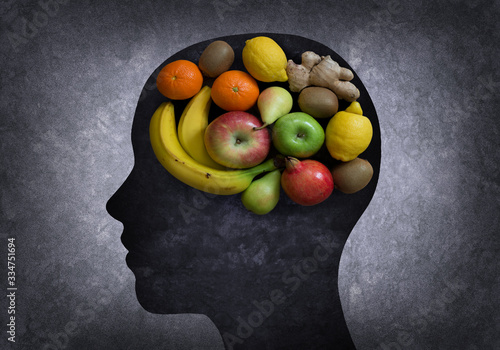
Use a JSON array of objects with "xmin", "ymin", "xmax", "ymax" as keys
[
  {"xmin": 242, "ymin": 36, "xmax": 288, "ymax": 82},
  {"xmin": 325, "ymin": 102, "xmax": 373, "ymax": 162}
]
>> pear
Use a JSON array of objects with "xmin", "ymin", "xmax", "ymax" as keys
[
  {"xmin": 255, "ymin": 86, "xmax": 293, "ymax": 129},
  {"xmin": 241, "ymin": 169, "xmax": 281, "ymax": 215}
]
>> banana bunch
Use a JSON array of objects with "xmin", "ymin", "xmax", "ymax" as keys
[
  {"xmin": 177, "ymin": 86, "xmax": 225, "ymax": 169},
  {"xmin": 149, "ymin": 89, "xmax": 278, "ymax": 195}
]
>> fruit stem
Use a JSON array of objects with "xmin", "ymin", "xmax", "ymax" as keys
[
  {"xmin": 253, "ymin": 123, "xmax": 269, "ymax": 131},
  {"xmin": 273, "ymin": 154, "xmax": 287, "ymax": 168},
  {"xmin": 249, "ymin": 157, "xmax": 279, "ymax": 176},
  {"xmin": 284, "ymin": 156, "xmax": 300, "ymax": 171}
]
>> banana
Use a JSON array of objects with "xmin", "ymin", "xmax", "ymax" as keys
[
  {"xmin": 150, "ymin": 102, "xmax": 278, "ymax": 195},
  {"xmin": 177, "ymin": 86, "xmax": 225, "ymax": 169}
]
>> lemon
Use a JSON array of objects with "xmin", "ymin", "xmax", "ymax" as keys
[
  {"xmin": 325, "ymin": 102, "xmax": 373, "ymax": 162},
  {"xmin": 242, "ymin": 36, "xmax": 288, "ymax": 83}
]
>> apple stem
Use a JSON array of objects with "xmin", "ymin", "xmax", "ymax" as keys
[{"xmin": 253, "ymin": 123, "xmax": 269, "ymax": 131}]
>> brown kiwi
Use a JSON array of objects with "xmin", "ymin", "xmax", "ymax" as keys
[
  {"xmin": 198, "ymin": 40, "xmax": 235, "ymax": 78},
  {"xmin": 298, "ymin": 86, "xmax": 339, "ymax": 119},
  {"xmin": 331, "ymin": 158, "xmax": 373, "ymax": 194}
]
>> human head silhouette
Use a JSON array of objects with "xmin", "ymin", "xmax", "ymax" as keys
[{"xmin": 107, "ymin": 33, "xmax": 380, "ymax": 350}]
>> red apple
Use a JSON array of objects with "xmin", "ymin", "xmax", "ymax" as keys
[
  {"xmin": 204, "ymin": 111, "xmax": 271, "ymax": 169},
  {"xmin": 281, "ymin": 157, "xmax": 334, "ymax": 206}
]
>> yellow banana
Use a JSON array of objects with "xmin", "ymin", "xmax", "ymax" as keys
[
  {"xmin": 150, "ymin": 102, "xmax": 278, "ymax": 195},
  {"xmin": 177, "ymin": 86, "xmax": 225, "ymax": 169}
]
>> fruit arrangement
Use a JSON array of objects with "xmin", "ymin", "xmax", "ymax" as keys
[{"xmin": 150, "ymin": 36, "xmax": 376, "ymax": 215}]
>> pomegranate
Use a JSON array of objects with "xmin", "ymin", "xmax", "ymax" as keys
[{"xmin": 281, "ymin": 157, "xmax": 334, "ymax": 206}]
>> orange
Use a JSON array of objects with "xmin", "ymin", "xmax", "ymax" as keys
[
  {"xmin": 211, "ymin": 70, "xmax": 260, "ymax": 111},
  {"xmin": 156, "ymin": 60, "xmax": 203, "ymax": 100}
]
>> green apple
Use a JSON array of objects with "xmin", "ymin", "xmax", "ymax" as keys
[{"xmin": 271, "ymin": 112, "xmax": 325, "ymax": 158}]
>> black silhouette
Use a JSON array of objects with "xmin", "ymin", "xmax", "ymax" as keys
[{"xmin": 107, "ymin": 33, "xmax": 380, "ymax": 350}]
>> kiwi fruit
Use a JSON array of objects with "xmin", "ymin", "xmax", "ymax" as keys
[
  {"xmin": 298, "ymin": 86, "xmax": 339, "ymax": 119},
  {"xmin": 198, "ymin": 40, "xmax": 235, "ymax": 78},
  {"xmin": 331, "ymin": 158, "xmax": 373, "ymax": 194}
]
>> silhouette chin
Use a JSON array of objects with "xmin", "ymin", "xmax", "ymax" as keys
[{"xmin": 106, "ymin": 33, "xmax": 381, "ymax": 349}]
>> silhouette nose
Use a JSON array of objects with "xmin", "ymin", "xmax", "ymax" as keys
[
  {"xmin": 106, "ymin": 165, "xmax": 171, "ymax": 229},
  {"xmin": 106, "ymin": 170, "xmax": 137, "ymax": 223},
  {"xmin": 106, "ymin": 190, "xmax": 122, "ymax": 222}
]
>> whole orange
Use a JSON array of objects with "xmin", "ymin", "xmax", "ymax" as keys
[
  {"xmin": 156, "ymin": 60, "xmax": 203, "ymax": 100},
  {"xmin": 211, "ymin": 70, "xmax": 260, "ymax": 111}
]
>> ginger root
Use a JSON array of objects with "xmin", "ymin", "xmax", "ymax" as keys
[{"xmin": 286, "ymin": 51, "xmax": 360, "ymax": 102}]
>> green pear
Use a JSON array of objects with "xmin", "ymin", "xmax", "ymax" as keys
[
  {"xmin": 255, "ymin": 86, "xmax": 293, "ymax": 129},
  {"xmin": 241, "ymin": 169, "xmax": 281, "ymax": 215}
]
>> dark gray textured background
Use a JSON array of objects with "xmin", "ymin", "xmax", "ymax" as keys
[{"xmin": 0, "ymin": 0, "xmax": 498, "ymax": 349}]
